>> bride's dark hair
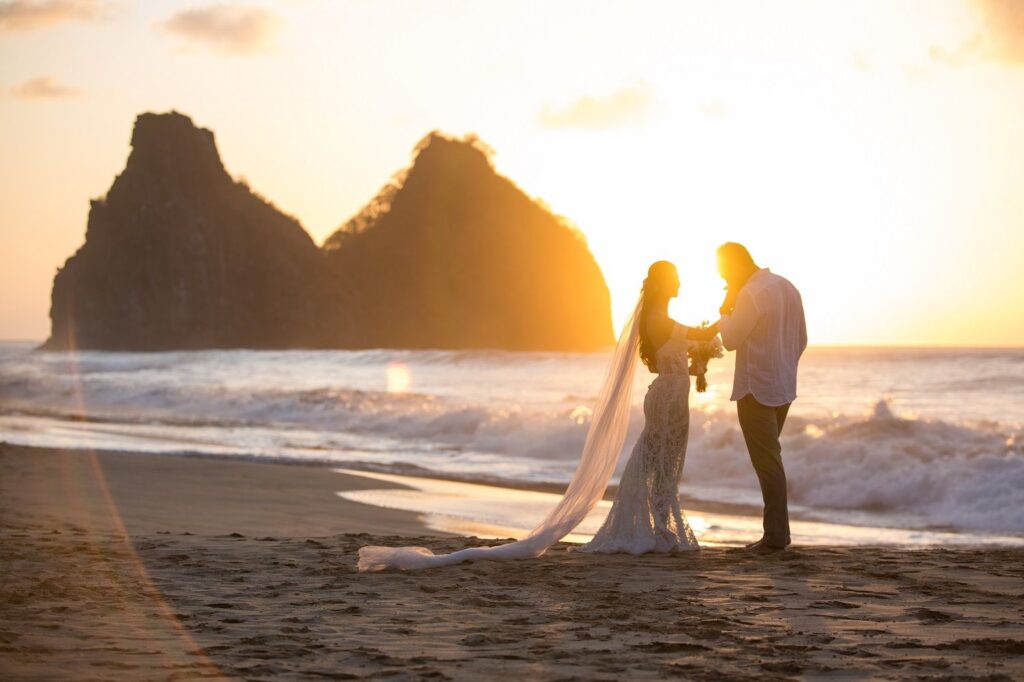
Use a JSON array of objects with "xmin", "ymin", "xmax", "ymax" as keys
[{"xmin": 639, "ymin": 260, "xmax": 677, "ymax": 373}]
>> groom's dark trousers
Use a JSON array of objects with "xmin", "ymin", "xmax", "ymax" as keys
[{"xmin": 737, "ymin": 394, "xmax": 791, "ymax": 548}]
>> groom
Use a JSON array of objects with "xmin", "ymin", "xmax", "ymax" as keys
[{"xmin": 717, "ymin": 243, "xmax": 807, "ymax": 554}]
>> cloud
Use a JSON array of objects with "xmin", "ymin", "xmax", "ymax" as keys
[
  {"xmin": 537, "ymin": 85, "xmax": 652, "ymax": 129},
  {"xmin": 698, "ymin": 100, "xmax": 728, "ymax": 119},
  {"xmin": 0, "ymin": 0, "xmax": 108, "ymax": 31},
  {"xmin": 158, "ymin": 3, "xmax": 282, "ymax": 56},
  {"xmin": 929, "ymin": 34, "xmax": 985, "ymax": 67},
  {"xmin": 851, "ymin": 50, "xmax": 874, "ymax": 73},
  {"xmin": 930, "ymin": 0, "xmax": 1024, "ymax": 66},
  {"xmin": 10, "ymin": 75, "xmax": 82, "ymax": 99}
]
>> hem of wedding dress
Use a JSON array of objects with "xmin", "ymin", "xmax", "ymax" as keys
[{"xmin": 571, "ymin": 543, "xmax": 700, "ymax": 556}]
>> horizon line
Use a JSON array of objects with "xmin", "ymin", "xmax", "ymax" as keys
[{"xmin": 0, "ymin": 338, "xmax": 1022, "ymax": 351}]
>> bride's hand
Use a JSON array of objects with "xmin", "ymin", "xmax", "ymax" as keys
[{"xmin": 720, "ymin": 288, "xmax": 738, "ymax": 315}]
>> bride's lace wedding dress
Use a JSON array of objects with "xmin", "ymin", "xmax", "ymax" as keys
[
  {"xmin": 357, "ymin": 297, "xmax": 700, "ymax": 572},
  {"xmin": 581, "ymin": 321, "xmax": 699, "ymax": 554}
]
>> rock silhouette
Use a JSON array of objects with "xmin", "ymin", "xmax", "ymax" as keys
[
  {"xmin": 44, "ymin": 112, "xmax": 613, "ymax": 352},
  {"xmin": 44, "ymin": 112, "xmax": 331, "ymax": 350},
  {"xmin": 323, "ymin": 132, "xmax": 614, "ymax": 351}
]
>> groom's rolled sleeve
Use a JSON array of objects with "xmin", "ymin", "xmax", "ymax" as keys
[{"xmin": 719, "ymin": 291, "xmax": 759, "ymax": 351}]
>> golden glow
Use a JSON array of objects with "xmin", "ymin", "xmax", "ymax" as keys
[
  {"xmin": 1, "ymin": 1, "xmax": 1023, "ymax": 345},
  {"xmin": 45, "ymin": 334, "xmax": 223, "ymax": 674}
]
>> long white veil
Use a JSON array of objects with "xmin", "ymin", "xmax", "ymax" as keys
[{"xmin": 357, "ymin": 294, "xmax": 643, "ymax": 572}]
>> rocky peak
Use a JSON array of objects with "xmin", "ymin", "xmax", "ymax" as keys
[
  {"xmin": 409, "ymin": 132, "xmax": 493, "ymax": 176},
  {"xmin": 322, "ymin": 131, "xmax": 614, "ymax": 351},
  {"xmin": 43, "ymin": 114, "xmax": 613, "ymax": 352},
  {"xmin": 125, "ymin": 111, "xmax": 228, "ymax": 187}
]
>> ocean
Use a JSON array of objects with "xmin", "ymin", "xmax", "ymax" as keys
[{"xmin": 2, "ymin": 342, "xmax": 1022, "ymax": 544}]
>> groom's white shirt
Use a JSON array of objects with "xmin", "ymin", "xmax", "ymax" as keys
[{"xmin": 719, "ymin": 268, "xmax": 807, "ymax": 406}]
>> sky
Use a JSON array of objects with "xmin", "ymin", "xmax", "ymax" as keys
[{"xmin": 1, "ymin": 0, "xmax": 1023, "ymax": 345}]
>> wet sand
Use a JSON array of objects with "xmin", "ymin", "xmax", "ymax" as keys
[{"xmin": 2, "ymin": 443, "xmax": 1023, "ymax": 680}]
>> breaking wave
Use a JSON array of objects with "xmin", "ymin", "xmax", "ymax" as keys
[{"xmin": 2, "ymin": 344, "xmax": 1023, "ymax": 533}]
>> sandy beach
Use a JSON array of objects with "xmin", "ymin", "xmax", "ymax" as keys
[{"xmin": 2, "ymin": 442, "xmax": 1023, "ymax": 680}]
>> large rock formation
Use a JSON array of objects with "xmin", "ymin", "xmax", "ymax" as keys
[
  {"xmin": 44, "ymin": 112, "xmax": 334, "ymax": 350},
  {"xmin": 44, "ymin": 113, "xmax": 614, "ymax": 352},
  {"xmin": 323, "ymin": 132, "xmax": 614, "ymax": 351}
]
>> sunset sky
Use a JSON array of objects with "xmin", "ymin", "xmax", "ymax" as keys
[{"xmin": 1, "ymin": 0, "xmax": 1023, "ymax": 345}]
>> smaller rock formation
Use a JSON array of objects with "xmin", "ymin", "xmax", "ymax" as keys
[{"xmin": 323, "ymin": 132, "xmax": 614, "ymax": 351}]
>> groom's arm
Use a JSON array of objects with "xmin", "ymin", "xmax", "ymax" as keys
[
  {"xmin": 797, "ymin": 291, "xmax": 808, "ymax": 355},
  {"xmin": 719, "ymin": 290, "xmax": 758, "ymax": 351}
]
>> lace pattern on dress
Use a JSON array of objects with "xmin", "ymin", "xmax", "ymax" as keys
[{"xmin": 580, "ymin": 322, "xmax": 699, "ymax": 554}]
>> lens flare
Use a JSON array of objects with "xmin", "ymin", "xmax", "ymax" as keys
[{"xmin": 386, "ymin": 362, "xmax": 412, "ymax": 393}]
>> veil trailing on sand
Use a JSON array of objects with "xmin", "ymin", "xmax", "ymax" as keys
[{"xmin": 357, "ymin": 295, "xmax": 643, "ymax": 572}]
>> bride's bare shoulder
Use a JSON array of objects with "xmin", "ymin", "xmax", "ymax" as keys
[
  {"xmin": 643, "ymin": 310, "xmax": 678, "ymax": 347},
  {"xmin": 643, "ymin": 309, "xmax": 672, "ymax": 329}
]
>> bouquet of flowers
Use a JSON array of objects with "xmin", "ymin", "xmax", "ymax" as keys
[{"xmin": 688, "ymin": 322, "xmax": 724, "ymax": 393}]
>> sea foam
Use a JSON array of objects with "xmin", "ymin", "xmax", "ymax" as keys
[{"xmin": 2, "ymin": 343, "xmax": 1022, "ymax": 534}]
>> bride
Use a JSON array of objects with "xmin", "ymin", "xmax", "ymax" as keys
[{"xmin": 358, "ymin": 260, "xmax": 720, "ymax": 571}]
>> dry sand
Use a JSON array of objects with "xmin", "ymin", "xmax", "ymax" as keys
[{"xmin": 2, "ymin": 443, "xmax": 1023, "ymax": 680}]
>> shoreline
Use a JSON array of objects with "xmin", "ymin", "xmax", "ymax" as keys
[
  {"xmin": 0, "ymin": 436, "xmax": 769, "ymax": 516},
  {"xmin": 3, "ymin": 439, "xmax": 1021, "ymax": 546},
  {"xmin": 0, "ymin": 442, "xmax": 442, "ymax": 538}
]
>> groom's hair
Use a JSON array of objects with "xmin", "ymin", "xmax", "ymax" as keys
[{"xmin": 717, "ymin": 242, "xmax": 757, "ymax": 270}]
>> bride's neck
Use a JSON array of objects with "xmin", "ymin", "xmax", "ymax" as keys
[{"xmin": 647, "ymin": 296, "xmax": 671, "ymax": 314}]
